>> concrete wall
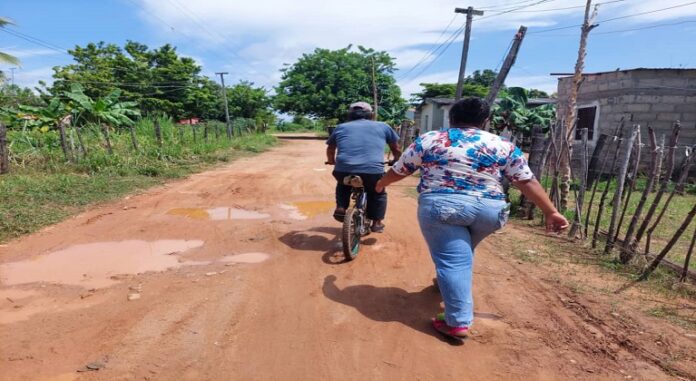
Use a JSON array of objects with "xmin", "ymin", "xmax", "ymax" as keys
[
  {"xmin": 556, "ymin": 69, "xmax": 696, "ymax": 175},
  {"xmin": 416, "ymin": 102, "xmax": 451, "ymax": 133}
]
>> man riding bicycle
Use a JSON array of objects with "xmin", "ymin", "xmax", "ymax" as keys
[{"xmin": 326, "ymin": 101, "xmax": 402, "ymax": 233}]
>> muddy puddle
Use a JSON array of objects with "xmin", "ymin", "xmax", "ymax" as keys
[
  {"xmin": 0, "ymin": 240, "xmax": 204, "ymax": 289},
  {"xmin": 280, "ymin": 201, "xmax": 334, "ymax": 220},
  {"xmin": 168, "ymin": 207, "xmax": 270, "ymax": 221},
  {"xmin": 220, "ymin": 252, "xmax": 270, "ymax": 264}
]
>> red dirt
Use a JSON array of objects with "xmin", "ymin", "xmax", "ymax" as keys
[{"xmin": 1, "ymin": 138, "xmax": 694, "ymax": 381}]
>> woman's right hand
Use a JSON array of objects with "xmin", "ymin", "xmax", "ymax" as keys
[{"xmin": 545, "ymin": 211, "xmax": 569, "ymax": 233}]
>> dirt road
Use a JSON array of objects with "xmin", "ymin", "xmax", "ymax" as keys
[{"xmin": 1, "ymin": 138, "xmax": 694, "ymax": 381}]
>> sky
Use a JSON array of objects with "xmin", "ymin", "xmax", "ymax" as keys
[{"xmin": 2, "ymin": 0, "xmax": 696, "ymax": 98}]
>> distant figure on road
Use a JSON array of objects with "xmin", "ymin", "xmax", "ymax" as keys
[
  {"xmin": 376, "ymin": 97, "xmax": 569, "ymax": 340},
  {"xmin": 326, "ymin": 102, "xmax": 402, "ymax": 233}
]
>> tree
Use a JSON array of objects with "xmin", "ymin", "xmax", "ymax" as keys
[
  {"xmin": 528, "ymin": 89, "xmax": 550, "ymax": 98},
  {"xmin": 274, "ymin": 46, "xmax": 407, "ymax": 121},
  {"xmin": 1, "ymin": 83, "xmax": 44, "ymax": 110},
  {"xmin": 465, "ymin": 69, "xmax": 497, "ymax": 87},
  {"xmin": 49, "ymin": 41, "xmax": 215, "ymax": 120},
  {"xmin": 410, "ymin": 82, "xmax": 488, "ymax": 104},
  {"xmin": 0, "ymin": 17, "xmax": 20, "ymax": 66},
  {"xmin": 226, "ymin": 81, "xmax": 271, "ymax": 119},
  {"xmin": 490, "ymin": 87, "xmax": 555, "ymax": 137}
]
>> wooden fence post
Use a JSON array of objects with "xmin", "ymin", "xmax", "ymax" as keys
[
  {"xmin": 637, "ymin": 204, "xmax": 696, "ymax": 282},
  {"xmin": 645, "ymin": 139, "xmax": 694, "ymax": 257},
  {"xmin": 569, "ymin": 128, "xmax": 589, "ymax": 238},
  {"xmin": 75, "ymin": 125, "xmax": 88, "ymax": 158},
  {"xmin": 129, "ymin": 125, "xmax": 139, "ymax": 151},
  {"xmin": 629, "ymin": 122, "xmax": 680, "ymax": 254},
  {"xmin": 101, "ymin": 124, "xmax": 114, "ymax": 154},
  {"xmin": 675, "ymin": 146, "xmax": 694, "ymax": 195},
  {"xmin": 591, "ymin": 126, "xmax": 626, "ymax": 248},
  {"xmin": 614, "ymin": 131, "xmax": 642, "ymax": 243},
  {"xmin": 604, "ymin": 124, "xmax": 639, "ymax": 254},
  {"xmin": 57, "ymin": 121, "xmax": 72, "ymax": 161},
  {"xmin": 620, "ymin": 127, "xmax": 660, "ymax": 263},
  {"xmin": 519, "ymin": 126, "xmax": 548, "ymax": 219},
  {"xmin": 682, "ymin": 225, "xmax": 696, "ymax": 282},
  {"xmin": 586, "ymin": 134, "xmax": 609, "ymax": 188},
  {"xmin": 0, "ymin": 122, "xmax": 9, "ymax": 174},
  {"xmin": 154, "ymin": 120, "xmax": 163, "ymax": 146}
]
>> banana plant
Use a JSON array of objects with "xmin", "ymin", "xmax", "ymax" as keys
[
  {"xmin": 17, "ymin": 97, "xmax": 73, "ymax": 159},
  {"xmin": 0, "ymin": 17, "xmax": 20, "ymax": 66},
  {"xmin": 491, "ymin": 87, "xmax": 554, "ymax": 137},
  {"xmin": 64, "ymin": 84, "xmax": 140, "ymax": 153}
]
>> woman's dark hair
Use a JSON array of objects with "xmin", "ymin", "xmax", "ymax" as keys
[
  {"xmin": 449, "ymin": 97, "xmax": 490, "ymax": 127},
  {"xmin": 347, "ymin": 108, "xmax": 373, "ymax": 121}
]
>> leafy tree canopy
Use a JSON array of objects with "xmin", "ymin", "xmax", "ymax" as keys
[
  {"xmin": 47, "ymin": 41, "xmax": 219, "ymax": 120},
  {"xmin": 226, "ymin": 81, "xmax": 272, "ymax": 119},
  {"xmin": 274, "ymin": 45, "xmax": 407, "ymax": 121}
]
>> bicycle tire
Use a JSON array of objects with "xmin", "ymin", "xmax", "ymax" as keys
[{"xmin": 342, "ymin": 207, "xmax": 361, "ymax": 261}]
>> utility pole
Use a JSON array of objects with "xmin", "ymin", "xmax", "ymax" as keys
[
  {"xmin": 216, "ymin": 72, "xmax": 233, "ymax": 139},
  {"xmin": 454, "ymin": 6, "xmax": 484, "ymax": 101},
  {"xmin": 559, "ymin": 0, "xmax": 600, "ymax": 210},
  {"xmin": 371, "ymin": 56, "xmax": 379, "ymax": 120},
  {"xmin": 9, "ymin": 67, "xmax": 16, "ymax": 86},
  {"xmin": 485, "ymin": 26, "xmax": 527, "ymax": 106}
]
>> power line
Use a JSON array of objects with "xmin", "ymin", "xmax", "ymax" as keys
[
  {"xmin": 166, "ymin": 0, "xmax": 250, "ymax": 65},
  {"xmin": 529, "ymin": 1, "xmax": 696, "ymax": 34},
  {"xmin": 396, "ymin": 11, "xmax": 460, "ymax": 76},
  {"xmin": 478, "ymin": 0, "xmax": 551, "ymax": 11},
  {"xmin": 396, "ymin": 22, "xmax": 465, "ymax": 80},
  {"xmin": 492, "ymin": 0, "xmax": 626, "ymax": 13},
  {"xmin": 475, "ymin": 0, "xmax": 557, "ymax": 21},
  {"xmin": 531, "ymin": 19, "xmax": 696, "ymax": 36},
  {"xmin": 0, "ymin": 28, "xmax": 69, "ymax": 55},
  {"xmin": 399, "ymin": 0, "xmax": 556, "ymax": 82}
]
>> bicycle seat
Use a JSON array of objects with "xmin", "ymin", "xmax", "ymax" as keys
[{"xmin": 343, "ymin": 175, "xmax": 364, "ymax": 188}]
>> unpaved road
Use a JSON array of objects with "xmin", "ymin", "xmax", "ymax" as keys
[{"xmin": 1, "ymin": 138, "xmax": 694, "ymax": 381}]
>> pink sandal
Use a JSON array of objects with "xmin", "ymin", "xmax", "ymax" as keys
[{"xmin": 432, "ymin": 316, "xmax": 469, "ymax": 339}]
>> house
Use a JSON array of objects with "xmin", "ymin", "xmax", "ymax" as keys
[
  {"xmin": 414, "ymin": 97, "xmax": 556, "ymax": 134},
  {"xmin": 555, "ymin": 68, "xmax": 696, "ymax": 171}
]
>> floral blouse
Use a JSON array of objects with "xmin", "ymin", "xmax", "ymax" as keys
[{"xmin": 392, "ymin": 128, "xmax": 534, "ymax": 200}]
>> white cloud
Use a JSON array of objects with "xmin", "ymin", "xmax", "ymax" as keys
[
  {"xmin": 0, "ymin": 47, "xmax": 60, "ymax": 59},
  {"xmin": 133, "ymin": 0, "xmax": 696, "ymax": 96},
  {"xmin": 7, "ymin": 66, "xmax": 55, "ymax": 88}
]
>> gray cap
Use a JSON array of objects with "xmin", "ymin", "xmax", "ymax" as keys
[{"xmin": 349, "ymin": 101, "xmax": 373, "ymax": 112}]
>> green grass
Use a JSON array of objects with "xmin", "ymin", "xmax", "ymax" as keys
[{"xmin": 0, "ymin": 118, "xmax": 277, "ymax": 243}]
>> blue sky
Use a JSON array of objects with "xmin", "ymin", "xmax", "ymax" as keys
[{"xmin": 2, "ymin": 0, "xmax": 696, "ymax": 97}]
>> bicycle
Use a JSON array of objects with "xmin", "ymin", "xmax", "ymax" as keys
[{"xmin": 326, "ymin": 161, "xmax": 392, "ymax": 261}]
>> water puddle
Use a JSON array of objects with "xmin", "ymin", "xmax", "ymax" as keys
[
  {"xmin": 280, "ymin": 201, "xmax": 334, "ymax": 220},
  {"xmin": 220, "ymin": 252, "xmax": 270, "ymax": 264},
  {"xmin": 167, "ymin": 207, "xmax": 270, "ymax": 221},
  {"xmin": 0, "ymin": 240, "xmax": 204, "ymax": 289}
]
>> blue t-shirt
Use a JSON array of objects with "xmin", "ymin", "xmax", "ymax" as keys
[{"xmin": 326, "ymin": 119, "xmax": 399, "ymax": 174}]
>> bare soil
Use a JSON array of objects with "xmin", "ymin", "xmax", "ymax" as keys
[{"xmin": 1, "ymin": 138, "xmax": 694, "ymax": 381}]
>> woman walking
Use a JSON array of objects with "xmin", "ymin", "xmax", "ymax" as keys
[{"xmin": 375, "ymin": 97, "xmax": 568, "ymax": 340}]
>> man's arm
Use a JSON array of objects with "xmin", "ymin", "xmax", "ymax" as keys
[
  {"xmin": 326, "ymin": 144, "xmax": 337, "ymax": 164},
  {"xmin": 388, "ymin": 142, "xmax": 402, "ymax": 162}
]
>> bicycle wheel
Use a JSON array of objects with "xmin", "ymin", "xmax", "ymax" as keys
[{"xmin": 342, "ymin": 207, "xmax": 361, "ymax": 261}]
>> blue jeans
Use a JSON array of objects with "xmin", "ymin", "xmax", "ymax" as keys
[{"xmin": 417, "ymin": 193, "xmax": 509, "ymax": 328}]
